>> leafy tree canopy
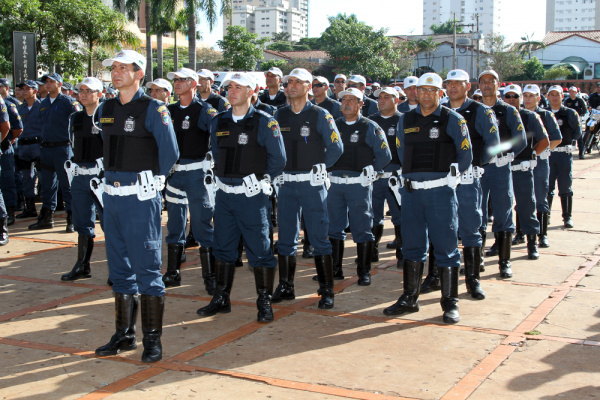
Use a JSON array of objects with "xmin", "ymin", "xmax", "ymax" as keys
[
  {"xmin": 430, "ymin": 19, "xmax": 463, "ymax": 35},
  {"xmin": 217, "ymin": 25, "xmax": 268, "ymax": 70}
]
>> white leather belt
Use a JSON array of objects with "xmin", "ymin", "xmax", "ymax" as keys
[
  {"xmin": 279, "ymin": 172, "xmax": 312, "ymax": 182},
  {"xmin": 379, "ymin": 172, "xmax": 393, "ymax": 179},
  {"xmin": 460, "ymin": 165, "xmax": 484, "ymax": 185},
  {"xmin": 215, "ymin": 177, "xmax": 272, "ymax": 196},
  {"xmin": 73, "ymin": 165, "xmax": 101, "ymax": 175},
  {"xmin": 402, "ymin": 176, "xmax": 454, "ymax": 190},
  {"xmin": 538, "ymin": 148, "xmax": 551, "ymax": 160},
  {"xmin": 215, "ymin": 179, "xmax": 246, "ymax": 194},
  {"xmin": 164, "ymin": 193, "xmax": 188, "ymax": 204},
  {"xmin": 103, "ymin": 183, "xmax": 139, "ymax": 196},
  {"xmin": 166, "ymin": 183, "xmax": 186, "ymax": 196},
  {"xmin": 173, "ymin": 159, "xmax": 212, "ymax": 172},
  {"xmin": 329, "ymin": 175, "xmax": 362, "ymax": 184},
  {"xmin": 489, "ymin": 152, "xmax": 515, "ymax": 167},
  {"xmin": 510, "ymin": 160, "xmax": 537, "ymax": 172},
  {"xmin": 553, "ymin": 145, "xmax": 575, "ymax": 154}
]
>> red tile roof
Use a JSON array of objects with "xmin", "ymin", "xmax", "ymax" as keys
[{"xmin": 542, "ymin": 30, "xmax": 600, "ymax": 46}]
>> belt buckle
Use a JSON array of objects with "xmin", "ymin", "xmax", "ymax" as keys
[
  {"xmin": 113, "ymin": 182, "xmax": 120, "ymax": 188},
  {"xmin": 343, "ymin": 174, "xmax": 350, "ymax": 178}
]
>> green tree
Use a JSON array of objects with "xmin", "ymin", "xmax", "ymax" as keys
[
  {"xmin": 196, "ymin": 46, "xmax": 223, "ymax": 71},
  {"xmin": 485, "ymin": 33, "xmax": 524, "ymax": 81},
  {"xmin": 516, "ymin": 56, "xmax": 545, "ymax": 81},
  {"xmin": 417, "ymin": 37, "xmax": 438, "ymax": 69},
  {"xmin": 391, "ymin": 40, "xmax": 415, "ymax": 79},
  {"xmin": 113, "ymin": 0, "xmax": 153, "ymax": 80},
  {"xmin": 544, "ymin": 65, "xmax": 574, "ymax": 80},
  {"xmin": 320, "ymin": 14, "xmax": 400, "ymax": 81},
  {"xmin": 217, "ymin": 25, "xmax": 268, "ymax": 70},
  {"xmin": 260, "ymin": 59, "xmax": 288, "ymax": 71},
  {"xmin": 271, "ymin": 32, "xmax": 290, "ymax": 42},
  {"xmin": 517, "ymin": 33, "xmax": 545, "ymax": 59},
  {"xmin": 71, "ymin": 0, "xmax": 140, "ymax": 76},
  {"xmin": 267, "ymin": 42, "xmax": 293, "ymax": 52},
  {"xmin": 430, "ymin": 19, "xmax": 463, "ymax": 35},
  {"xmin": 296, "ymin": 37, "xmax": 323, "ymax": 50}
]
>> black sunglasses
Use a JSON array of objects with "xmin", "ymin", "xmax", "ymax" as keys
[
  {"xmin": 313, "ymin": 83, "xmax": 327, "ymax": 88},
  {"xmin": 282, "ymin": 83, "xmax": 288, "ymax": 88},
  {"xmin": 399, "ymin": 96, "xmax": 406, "ymax": 101},
  {"xmin": 473, "ymin": 96, "xmax": 482, "ymax": 100},
  {"xmin": 504, "ymin": 94, "xmax": 520, "ymax": 99}
]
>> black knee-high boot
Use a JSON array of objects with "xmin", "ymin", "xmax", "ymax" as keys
[
  {"xmin": 254, "ymin": 267, "xmax": 276, "ymax": 323},
  {"xmin": 272, "ymin": 255, "xmax": 296, "ymax": 302},
  {"xmin": 197, "ymin": 261, "xmax": 235, "ymax": 316},
  {"xmin": 200, "ymin": 246, "xmax": 216, "ymax": 295},
  {"xmin": 464, "ymin": 246, "xmax": 485, "ymax": 300},
  {"xmin": 140, "ymin": 294, "xmax": 164, "ymax": 363},
  {"xmin": 383, "ymin": 260, "xmax": 424, "ymax": 315},
  {"xmin": 371, "ymin": 224, "xmax": 384, "ymax": 262},
  {"xmin": 95, "ymin": 293, "xmax": 138, "ymax": 356},
  {"xmin": 162, "ymin": 244, "xmax": 183, "ymax": 287},
  {"xmin": 440, "ymin": 267, "xmax": 460, "ymax": 323},
  {"xmin": 498, "ymin": 231, "xmax": 513, "ymax": 278},
  {"xmin": 61, "ymin": 234, "xmax": 94, "ymax": 281},
  {"xmin": 420, "ymin": 243, "xmax": 440, "ymax": 293},
  {"xmin": 356, "ymin": 241, "xmax": 373, "ymax": 286},
  {"xmin": 315, "ymin": 254, "xmax": 334, "ymax": 309}
]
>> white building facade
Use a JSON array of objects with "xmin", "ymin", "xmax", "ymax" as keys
[
  {"xmin": 224, "ymin": 0, "xmax": 308, "ymax": 42},
  {"xmin": 422, "ymin": 0, "xmax": 502, "ymax": 40},
  {"xmin": 546, "ymin": 0, "xmax": 600, "ymax": 31}
]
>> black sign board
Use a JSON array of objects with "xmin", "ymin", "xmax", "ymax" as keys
[{"xmin": 12, "ymin": 31, "xmax": 37, "ymax": 84}]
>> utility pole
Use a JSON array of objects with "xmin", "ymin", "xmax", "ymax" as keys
[
  {"xmin": 475, "ymin": 14, "xmax": 480, "ymax": 79},
  {"xmin": 453, "ymin": 13, "xmax": 457, "ymax": 69}
]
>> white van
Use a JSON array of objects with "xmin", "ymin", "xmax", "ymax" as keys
[{"xmin": 212, "ymin": 71, "xmax": 267, "ymax": 90}]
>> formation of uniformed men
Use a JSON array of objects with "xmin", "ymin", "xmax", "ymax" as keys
[{"xmin": 5, "ymin": 54, "xmax": 592, "ymax": 361}]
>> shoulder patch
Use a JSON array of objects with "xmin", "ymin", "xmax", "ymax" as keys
[
  {"xmin": 1, "ymin": 106, "xmax": 6, "ymax": 114},
  {"xmin": 160, "ymin": 108, "xmax": 171, "ymax": 125},
  {"xmin": 377, "ymin": 127, "xmax": 386, "ymax": 141},
  {"xmin": 73, "ymin": 102, "xmax": 83, "ymax": 112},
  {"xmin": 207, "ymin": 107, "xmax": 217, "ymax": 117},
  {"xmin": 381, "ymin": 141, "xmax": 388, "ymax": 150},
  {"xmin": 485, "ymin": 108, "xmax": 493, "ymax": 115},
  {"xmin": 517, "ymin": 123, "xmax": 524, "ymax": 131},
  {"xmin": 513, "ymin": 109, "xmax": 519, "ymax": 117},
  {"xmin": 460, "ymin": 123, "xmax": 468, "ymax": 137},
  {"xmin": 157, "ymin": 105, "xmax": 167, "ymax": 113},
  {"xmin": 324, "ymin": 113, "xmax": 333, "ymax": 120},
  {"xmin": 458, "ymin": 118, "xmax": 467, "ymax": 126},
  {"xmin": 396, "ymin": 137, "xmax": 401, "ymax": 148},
  {"xmin": 267, "ymin": 120, "xmax": 278, "ymax": 128},
  {"xmin": 270, "ymin": 121, "xmax": 281, "ymax": 137}
]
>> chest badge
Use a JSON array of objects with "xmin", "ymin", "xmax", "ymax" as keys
[
  {"xmin": 300, "ymin": 125, "xmax": 310, "ymax": 137},
  {"xmin": 557, "ymin": 119, "xmax": 564, "ymax": 126},
  {"xmin": 238, "ymin": 133, "xmax": 248, "ymax": 145},
  {"xmin": 124, "ymin": 117, "xmax": 135, "ymax": 132},
  {"xmin": 182, "ymin": 116, "xmax": 190, "ymax": 130},
  {"xmin": 429, "ymin": 127, "xmax": 439, "ymax": 139},
  {"xmin": 91, "ymin": 125, "xmax": 101, "ymax": 134},
  {"xmin": 350, "ymin": 131, "xmax": 359, "ymax": 143},
  {"xmin": 387, "ymin": 127, "xmax": 395, "ymax": 136}
]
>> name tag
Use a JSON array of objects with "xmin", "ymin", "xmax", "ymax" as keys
[
  {"xmin": 216, "ymin": 131, "xmax": 229, "ymax": 137},
  {"xmin": 100, "ymin": 118, "xmax": 114, "ymax": 124},
  {"xmin": 404, "ymin": 127, "xmax": 419, "ymax": 133},
  {"xmin": 280, "ymin": 127, "xmax": 291, "ymax": 132}
]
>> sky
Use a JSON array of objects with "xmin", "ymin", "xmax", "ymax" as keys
[{"xmin": 198, "ymin": 0, "xmax": 547, "ymax": 49}]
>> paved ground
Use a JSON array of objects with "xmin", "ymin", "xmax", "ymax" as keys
[{"xmin": 1, "ymin": 154, "xmax": 600, "ymax": 400}]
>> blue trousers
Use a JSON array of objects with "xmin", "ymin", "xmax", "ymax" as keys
[
  {"xmin": 327, "ymin": 182, "xmax": 374, "ymax": 243},
  {"xmin": 456, "ymin": 178, "xmax": 483, "ymax": 247},
  {"xmin": 548, "ymin": 152, "xmax": 573, "ymax": 197},
  {"xmin": 213, "ymin": 188, "xmax": 276, "ymax": 268},
  {"xmin": 17, "ymin": 143, "xmax": 40, "ymax": 197},
  {"xmin": 71, "ymin": 164, "xmax": 102, "ymax": 237},
  {"xmin": 165, "ymin": 169, "xmax": 214, "ymax": 247},
  {"xmin": 533, "ymin": 158, "xmax": 550, "ymax": 213},
  {"xmin": 40, "ymin": 146, "xmax": 72, "ymax": 211},
  {"xmin": 0, "ymin": 162, "xmax": 6, "ymax": 218},
  {"xmin": 103, "ymin": 187, "xmax": 164, "ymax": 296},
  {"xmin": 400, "ymin": 185, "xmax": 460, "ymax": 267},
  {"xmin": 277, "ymin": 181, "xmax": 331, "ymax": 256},
  {"xmin": 481, "ymin": 163, "xmax": 515, "ymax": 232},
  {"xmin": 512, "ymin": 169, "xmax": 539, "ymax": 234},
  {"xmin": 0, "ymin": 150, "xmax": 16, "ymax": 207},
  {"xmin": 372, "ymin": 176, "xmax": 401, "ymax": 226}
]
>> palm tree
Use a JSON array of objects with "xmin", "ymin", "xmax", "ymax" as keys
[
  {"xmin": 517, "ymin": 33, "xmax": 545, "ymax": 59},
  {"xmin": 113, "ymin": 0, "xmax": 153, "ymax": 81},
  {"xmin": 418, "ymin": 37, "xmax": 438, "ymax": 69},
  {"xmin": 183, "ymin": 0, "xmax": 231, "ymax": 70}
]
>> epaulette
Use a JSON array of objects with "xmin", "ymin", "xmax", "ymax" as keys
[{"xmin": 256, "ymin": 109, "xmax": 274, "ymax": 119}]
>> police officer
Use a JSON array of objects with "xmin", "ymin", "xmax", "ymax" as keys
[
  {"xmin": 105, "ymin": 87, "xmax": 117, "ymax": 99},
  {"xmin": 546, "ymin": 85, "xmax": 581, "ymax": 229},
  {"xmin": 398, "ymin": 76, "xmax": 419, "ymax": 112},
  {"xmin": 0, "ymin": 97, "xmax": 11, "ymax": 244},
  {"xmin": 331, "ymin": 74, "xmax": 347, "ymax": 101},
  {"xmin": 384, "ymin": 72, "xmax": 472, "ymax": 323},
  {"xmin": 563, "ymin": 86, "xmax": 587, "ymax": 159},
  {"xmin": 60, "ymin": 77, "xmax": 105, "ymax": 281},
  {"xmin": 369, "ymin": 83, "xmax": 381, "ymax": 100},
  {"xmin": 145, "ymin": 78, "xmax": 172, "ymax": 104},
  {"xmin": 271, "ymin": 68, "xmax": 343, "ymax": 308},
  {"xmin": 346, "ymin": 75, "xmax": 378, "ymax": 117},
  {"xmin": 94, "ymin": 50, "xmax": 179, "ymax": 363},
  {"xmin": 61, "ymin": 82, "xmax": 75, "ymax": 99},
  {"xmin": 249, "ymin": 75, "xmax": 276, "ymax": 115},
  {"xmin": 502, "ymin": 84, "xmax": 550, "ymax": 260},
  {"xmin": 522, "ymin": 84, "xmax": 562, "ymax": 248},
  {"xmin": 311, "ymin": 76, "xmax": 342, "ymax": 119},
  {"xmin": 587, "ymin": 83, "xmax": 600, "ymax": 110},
  {"xmin": 327, "ymin": 87, "xmax": 391, "ymax": 284},
  {"xmin": 29, "ymin": 73, "xmax": 82, "ymax": 232},
  {"xmin": 369, "ymin": 87, "xmax": 403, "ymax": 265},
  {"xmin": 163, "ymin": 68, "xmax": 217, "ymax": 293},
  {"xmin": 36, "ymin": 77, "xmax": 48, "ymax": 100},
  {"xmin": 196, "ymin": 72, "xmax": 286, "ymax": 323},
  {"xmin": 196, "ymin": 69, "xmax": 231, "ymax": 112},
  {"xmin": 16, "ymin": 81, "xmax": 43, "ymax": 219},
  {"xmin": 479, "ymin": 70, "xmax": 527, "ymax": 279},
  {"xmin": 259, "ymin": 67, "xmax": 286, "ymax": 108},
  {"xmin": 0, "ymin": 84, "xmax": 23, "ymax": 226},
  {"xmin": 440, "ymin": 69, "xmax": 499, "ymax": 300}
]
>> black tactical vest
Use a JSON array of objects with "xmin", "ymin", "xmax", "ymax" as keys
[
  {"xmin": 402, "ymin": 107, "xmax": 456, "ymax": 173},
  {"xmin": 317, "ymin": 97, "xmax": 337, "ymax": 116},
  {"xmin": 168, "ymin": 102, "xmax": 209, "ymax": 160},
  {"xmin": 330, "ymin": 117, "xmax": 374, "ymax": 172},
  {"xmin": 370, "ymin": 112, "xmax": 401, "ymax": 166},
  {"xmin": 72, "ymin": 111, "xmax": 103, "ymax": 163},
  {"xmin": 276, "ymin": 105, "xmax": 325, "ymax": 171},
  {"xmin": 554, "ymin": 107, "xmax": 576, "ymax": 146},
  {"xmin": 457, "ymin": 101, "xmax": 484, "ymax": 167},
  {"xmin": 514, "ymin": 109, "xmax": 535, "ymax": 161},
  {"xmin": 215, "ymin": 113, "xmax": 266, "ymax": 178},
  {"xmin": 492, "ymin": 102, "xmax": 513, "ymax": 154},
  {"xmin": 101, "ymin": 96, "xmax": 159, "ymax": 174}
]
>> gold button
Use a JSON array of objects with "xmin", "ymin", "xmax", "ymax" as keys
[{"xmin": 114, "ymin": 182, "xmax": 120, "ymax": 188}]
